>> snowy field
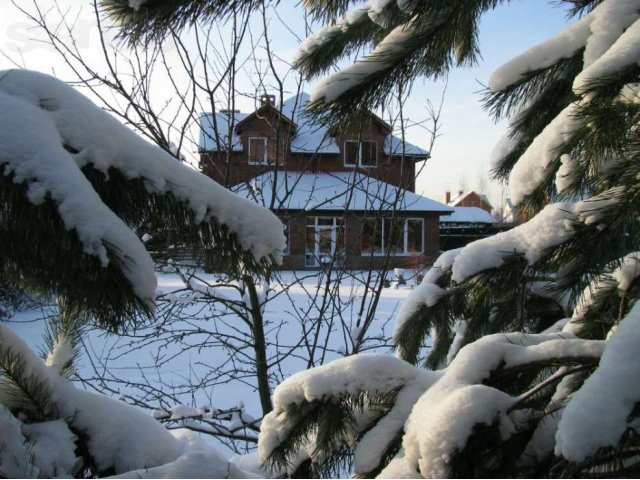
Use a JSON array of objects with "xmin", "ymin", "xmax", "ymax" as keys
[{"xmin": 5, "ymin": 267, "xmax": 420, "ymax": 454}]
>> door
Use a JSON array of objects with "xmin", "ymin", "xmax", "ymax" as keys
[{"xmin": 305, "ymin": 217, "xmax": 342, "ymax": 267}]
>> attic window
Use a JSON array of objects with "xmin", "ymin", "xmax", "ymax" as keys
[
  {"xmin": 249, "ymin": 137, "xmax": 268, "ymax": 165},
  {"xmin": 344, "ymin": 140, "xmax": 377, "ymax": 167}
]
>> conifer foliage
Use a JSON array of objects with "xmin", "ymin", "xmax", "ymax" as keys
[
  {"xmin": 0, "ymin": 69, "xmax": 284, "ymax": 329},
  {"xmin": 258, "ymin": 0, "xmax": 640, "ymax": 477}
]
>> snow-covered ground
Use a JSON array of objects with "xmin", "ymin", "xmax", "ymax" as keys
[{"xmin": 5, "ymin": 267, "xmax": 420, "ymax": 454}]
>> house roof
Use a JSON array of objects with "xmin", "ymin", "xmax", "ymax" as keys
[
  {"xmin": 448, "ymin": 191, "xmax": 493, "ymax": 209},
  {"xmin": 199, "ymin": 92, "xmax": 429, "ymax": 157},
  {"xmin": 440, "ymin": 207, "xmax": 497, "ymax": 224},
  {"xmin": 199, "ymin": 111, "xmax": 246, "ymax": 152},
  {"xmin": 232, "ymin": 171, "xmax": 453, "ymax": 213}
]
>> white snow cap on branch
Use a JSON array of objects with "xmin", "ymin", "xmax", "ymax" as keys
[
  {"xmin": 556, "ymin": 301, "xmax": 640, "ymax": 462},
  {"xmin": 451, "ymin": 203, "xmax": 577, "ymax": 283},
  {"xmin": 0, "ymin": 69, "xmax": 285, "ymax": 306}
]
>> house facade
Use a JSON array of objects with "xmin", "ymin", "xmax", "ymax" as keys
[
  {"xmin": 446, "ymin": 190, "xmax": 493, "ymax": 214},
  {"xmin": 199, "ymin": 93, "xmax": 453, "ymax": 269}
]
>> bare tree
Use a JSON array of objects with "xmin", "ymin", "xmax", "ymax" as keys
[{"xmin": 7, "ymin": 0, "xmax": 443, "ymax": 455}]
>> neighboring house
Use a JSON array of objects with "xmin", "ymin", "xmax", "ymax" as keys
[
  {"xmin": 446, "ymin": 190, "xmax": 493, "ymax": 214},
  {"xmin": 440, "ymin": 206, "xmax": 500, "ymax": 250},
  {"xmin": 199, "ymin": 93, "xmax": 453, "ymax": 269}
]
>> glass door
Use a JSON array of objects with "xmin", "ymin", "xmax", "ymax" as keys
[{"xmin": 305, "ymin": 217, "xmax": 343, "ymax": 267}]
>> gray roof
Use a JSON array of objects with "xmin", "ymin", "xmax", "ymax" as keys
[
  {"xmin": 233, "ymin": 171, "xmax": 452, "ymax": 213},
  {"xmin": 199, "ymin": 93, "xmax": 429, "ymax": 157}
]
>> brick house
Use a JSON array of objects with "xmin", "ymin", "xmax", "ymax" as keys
[
  {"xmin": 199, "ymin": 93, "xmax": 452, "ymax": 269},
  {"xmin": 446, "ymin": 190, "xmax": 493, "ymax": 214}
]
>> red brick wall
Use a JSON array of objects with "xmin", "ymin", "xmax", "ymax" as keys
[
  {"xmin": 199, "ymin": 114, "xmax": 418, "ymax": 191},
  {"xmin": 279, "ymin": 211, "xmax": 441, "ymax": 270}
]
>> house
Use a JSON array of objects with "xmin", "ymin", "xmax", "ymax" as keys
[
  {"xmin": 199, "ymin": 93, "xmax": 453, "ymax": 269},
  {"xmin": 446, "ymin": 190, "xmax": 493, "ymax": 214},
  {"xmin": 440, "ymin": 206, "xmax": 499, "ymax": 250}
]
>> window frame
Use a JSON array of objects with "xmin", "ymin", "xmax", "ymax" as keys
[
  {"xmin": 343, "ymin": 140, "xmax": 378, "ymax": 168},
  {"xmin": 248, "ymin": 136, "xmax": 269, "ymax": 165},
  {"xmin": 360, "ymin": 217, "xmax": 424, "ymax": 256}
]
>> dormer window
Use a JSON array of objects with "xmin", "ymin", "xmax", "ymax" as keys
[
  {"xmin": 249, "ymin": 137, "xmax": 268, "ymax": 165},
  {"xmin": 344, "ymin": 140, "xmax": 377, "ymax": 167}
]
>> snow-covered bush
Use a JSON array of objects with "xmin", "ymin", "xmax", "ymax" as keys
[{"xmin": 258, "ymin": 0, "xmax": 640, "ymax": 477}]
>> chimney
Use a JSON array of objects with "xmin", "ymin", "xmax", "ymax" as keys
[
  {"xmin": 260, "ymin": 93, "xmax": 276, "ymax": 106},
  {"xmin": 458, "ymin": 190, "xmax": 463, "ymax": 196},
  {"xmin": 445, "ymin": 191, "xmax": 451, "ymax": 204}
]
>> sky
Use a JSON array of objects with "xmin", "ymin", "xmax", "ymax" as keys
[{"xmin": 0, "ymin": 1, "xmax": 572, "ymax": 211}]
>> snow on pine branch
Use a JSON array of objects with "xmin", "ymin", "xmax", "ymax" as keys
[
  {"xmin": 393, "ymin": 247, "xmax": 462, "ymax": 342},
  {"xmin": 0, "ymin": 70, "xmax": 285, "ymax": 307},
  {"xmin": 450, "ymin": 203, "xmax": 577, "ymax": 283},
  {"xmin": 258, "ymin": 354, "xmax": 441, "ymax": 470},
  {"xmin": 379, "ymin": 332, "xmax": 603, "ymax": 478},
  {"xmin": 0, "ymin": 323, "xmax": 257, "ymax": 478},
  {"xmin": 491, "ymin": 0, "xmax": 640, "ymax": 203},
  {"xmin": 556, "ymin": 301, "xmax": 640, "ymax": 462}
]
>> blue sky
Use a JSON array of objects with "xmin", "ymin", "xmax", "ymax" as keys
[{"xmin": 0, "ymin": 1, "xmax": 574, "ymax": 210}]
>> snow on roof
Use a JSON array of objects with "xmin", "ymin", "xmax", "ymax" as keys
[
  {"xmin": 441, "ymin": 207, "xmax": 498, "ymax": 224},
  {"xmin": 199, "ymin": 111, "xmax": 247, "ymax": 152},
  {"xmin": 447, "ymin": 191, "xmax": 493, "ymax": 209},
  {"xmin": 199, "ymin": 92, "xmax": 428, "ymax": 157},
  {"xmin": 233, "ymin": 171, "xmax": 453, "ymax": 213}
]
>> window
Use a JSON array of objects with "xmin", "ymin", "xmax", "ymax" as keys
[
  {"xmin": 344, "ymin": 140, "xmax": 377, "ymax": 167},
  {"xmin": 248, "ymin": 137, "xmax": 268, "ymax": 164},
  {"xmin": 361, "ymin": 217, "xmax": 424, "ymax": 256},
  {"xmin": 305, "ymin": 217, "xmax": 345, "ymax": 267}
]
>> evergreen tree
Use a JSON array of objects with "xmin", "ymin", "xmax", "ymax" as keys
[
  {"xmin": 254, "ymin": 0, "xmax": 640, "ymax": 477},
  {"xmin": 0, "ymin": 69, "xmax": 284, "ymax": 330},
  {"xmin": 0, "ymin": 65, "xmax": 284, "ymax": 475}
]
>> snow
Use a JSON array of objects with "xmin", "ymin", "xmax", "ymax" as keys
[
  {"xmin": 489, "ymin": 13, "xmax": 593, "ymax": 92},
  {"xmin": 233, "ymin": 171, "xmax": 452, "ymax": 213},
  {"xmin": 199, "ymin": 111, "xmax": 247, "ymax": 152},
  {"xmin": 382, "ymin": 331, "xmax": 601, "ymax": 477},
  {"xmin": 580, "ymin": 1, "xmax": 640, "ymax": 69},
  {"xmin": 258, "ymin": 354, "xmax": 439, "ymax": 467},
  {"xmin": 200, "ymin": 92, "xmax": 429, "ymax": 157},
  {"xmin": 22, "ymin": 420, "xmax": 78, "ymax": 478},
  {"xmin": 450, "ymin": 203, "xmax": 577, "ymax": 283},
  {"xmin": 554, "ymin": 154, "xmax": 576, "ymax": 193},
  {"xmin": 0, "ymin": 69, "xmax": 285, "ymax": 309},
  {"xmin": 309, "ymin": 22, "xmax": 415, "ymax": 104},
  {"xmin": 45, "ymin": 335, "xmax": 75, "ymax": 373},
  {"xmin": 352, "ymin": 372, "xmax": 435, "ymax": 475},
  {"xmin": 440, "ymin": 206, "xmax": 497, "ymax": 225},
  {"xmin": 0, "ymin": 404, "xmax": 37, "ymax": 478},
  {"xmin": 508, "ymin": 102, "xmax": 581, "ymax": 203},
  {"xmin": 111, "ymin": 429, "xmax": 259, "ymax": 479},
  {"xmin": 556, "ymin": 301, "xmax": 640, "ymax": 462}
]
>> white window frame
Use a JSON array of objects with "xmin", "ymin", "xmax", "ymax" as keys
[
  {"xmin": 248, "ymin": 136, "xmax": 268, "ymax": 165},
  {"xmin": 361, "ymin": 217, "xmax": 424, "ymax": 256},
  {"xmin": 344, "ymin": 140, "xmax": 378, "ymax": 167},
  {"xmin": 305, "ymin": 216, "xmax": 344, "ymax": 267}
]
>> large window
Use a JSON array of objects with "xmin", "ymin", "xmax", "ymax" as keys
[
  {"xmin": 361, "ymin": 218, "xmax": 424, "ymax": 256},
  {"xmin": 344, "ymin": 140, "xmax": 377, "ymax": 167},
  {"xmin": 248, "ymin": 137, "xmax": 268, "ymax": 165},
  {"xmin": 305, "ymin": 217, "xmax": 345, "ymax": 267}
]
